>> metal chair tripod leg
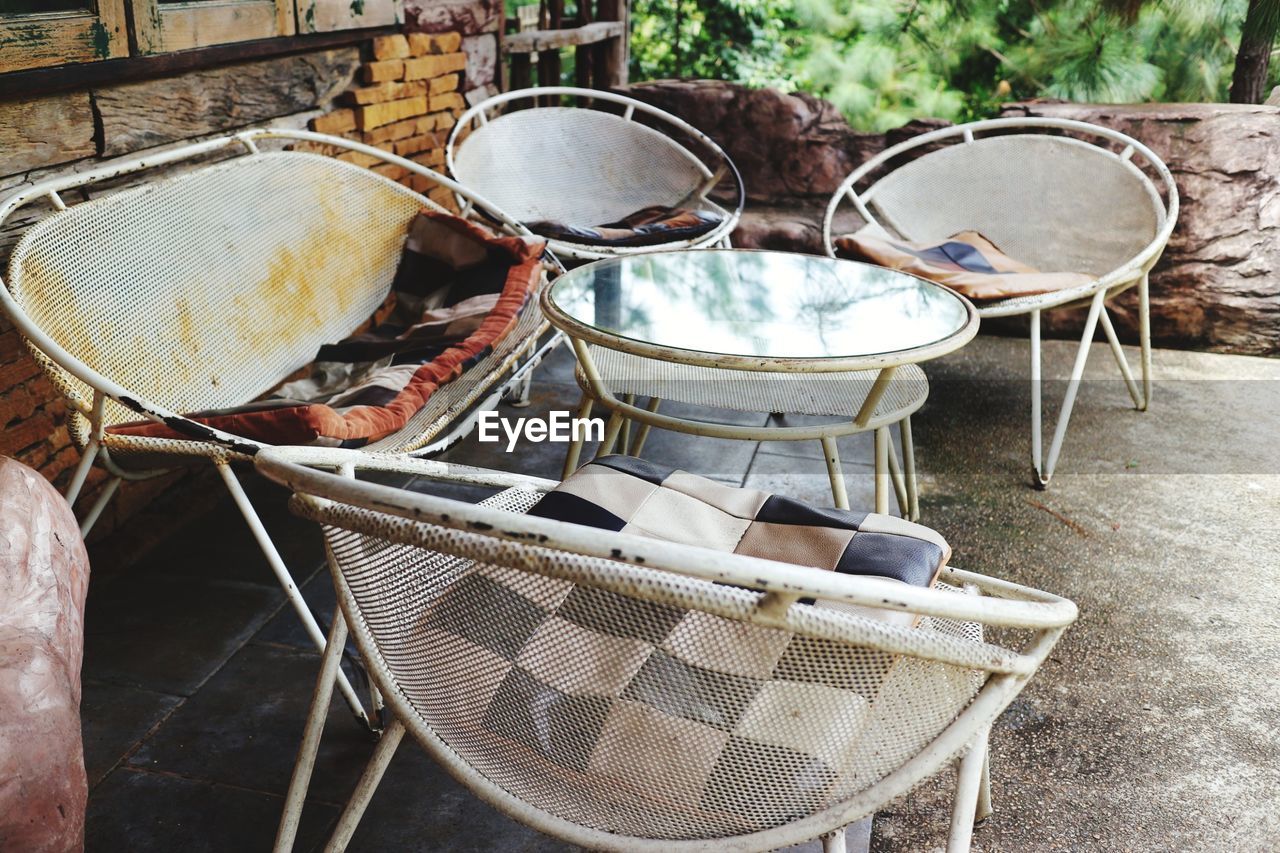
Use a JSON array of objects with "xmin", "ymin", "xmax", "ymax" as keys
[
  {"xmin": 78, "ymin": 474, "xmax": 121, "ymax": 537},
  {"xmin": 885, "ymin": 434, "xmax": 909, "ymax": 519},
  {"xmin": 274, "ymin": 604, "xmax": 350, "ymax": 853},
  {"xmin": 323, "ymin": 719, "xmax": 407, "ymax": 853},
  {"xmin": 215, "ymin": 462, "xmax": 370, "ymax": 729},
  {"xmin": 562, "ymin": 393, "xmax": 594, "ymax": 478},
  {"xmin": 947, "ymin": 727, "xmax": 992, "ymax": 853},
  {"xmin": 595, "ymin": 410, "xmax": 625, "ymax": 459},
  {"xmin": 628, "ymin": 397, "xmax": 662, "ymax": 456},
  {"xmin": 873, "ymin": 427, "xmax": 890, "ymax": 514},
  {"xmin": 1031, "ymin": 290, "xmax": 1107, "ymax": 488},
  {"xmin": 820, "ymin": 435, "xmax": 851, "ymax": 510},
  {"xmin": 900, "ymin": 417, "xmax": 919, "ymax": 521}
]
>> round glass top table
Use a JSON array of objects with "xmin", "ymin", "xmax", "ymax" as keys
[
  {"xmin": 541, "ymin": 249, "xmax": 980, "ymax": 517},
  {"xmin": 542, "ymin": 249, "xmax": 977, "ymax": 370}
]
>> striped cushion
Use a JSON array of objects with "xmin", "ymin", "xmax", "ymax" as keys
[
  {"xmin": 834, "ymin": 227, "xmax": 1094, "ymax": 300},
  {"xmin": 109, "ymin": 212, "xmax": 546, "ymax": 446}
]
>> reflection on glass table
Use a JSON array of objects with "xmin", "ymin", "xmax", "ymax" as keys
[
  {"xmin": 542, "ymin": 250, "xmax": 980, "ymax": 518},
  {"xmin": 548, "ymin": 250, "xmax": 973, "ymax": 364}
]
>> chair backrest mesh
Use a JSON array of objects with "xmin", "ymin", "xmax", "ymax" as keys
[
  {"xmin": 452, "ymin": 108, "xmax": 708, "ymax": 225},
  {"xmin": 6, "ymin": 151, "xmax": 421, "ymax": 424},
  {"xmin": 315, "ymin": 492, "xmax": 988, "ymax": 845},
  {"xmin": 867, "ymin": 135, "xmax": 1163, "ymax": 276}
]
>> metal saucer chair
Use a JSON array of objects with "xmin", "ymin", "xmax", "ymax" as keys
[
  {"xmin": 0, "ymin": 128, "xmax": 563, "ymax": 730},
  {"xmin": 257, "ymin": 446, "xmax": 1077, "ymax": 853},
  {"xmin": 823, "ymin": 117, "xmax": 1178, "ymax": 487},
  {"xmin": 447, "ymin": 86, "xmax": 745, "ymax": 262}
]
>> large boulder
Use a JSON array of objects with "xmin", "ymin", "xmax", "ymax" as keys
[
  {"xmin": 1003, "ymin": 102, "xmax": 1280, "ymax": 355},
  {"xmin": 0, "ymin": 458, "xmax": 90, "ymax": 852}
]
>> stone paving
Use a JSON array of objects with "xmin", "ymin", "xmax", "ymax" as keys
[{"xmin": 80, "ymin": 335, "xmax": 1280, "ymax": 852}]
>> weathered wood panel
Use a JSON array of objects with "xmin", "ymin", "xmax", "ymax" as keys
[
  {"xmin": 503, "ymin": 21, "xmax": 624, "ymax": 54},
  {"xmin": 95, "ymin": 48, "xmax": 360, "ymax": 156},
  {"xmin": 0, "ymin": 93, "xmax": 96, "ymax": 177},
  {"xmin": 0, "ymin": 1, "xmax": 128, "ymax": 73},
  {"xmin": 299, "ymin": 0, "xmax": 399, "ymax": 34},
  {"xmin": 131, "ymin": 0, "xmax": 293, "ymax": 54}
]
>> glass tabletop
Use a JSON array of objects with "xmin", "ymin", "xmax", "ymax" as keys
[{"xmin": 545, "ymin": 249, "xmax": 974, "ymax": 362}]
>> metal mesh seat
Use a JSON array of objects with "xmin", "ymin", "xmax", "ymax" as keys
[
  {"xmin": 448, "ymin": 87, "xmax": 745, "ymax": 261},
  {"xmin": 257, "ymin": 446, "xmax": 1077, "ymax": 853},
  {"xmin": 823, "ymin": 118, "xmax": 1179, "ymax": 486},
  {"xmin": 0, "ymin": 128, "xmax": 561, "ymax": 729}
]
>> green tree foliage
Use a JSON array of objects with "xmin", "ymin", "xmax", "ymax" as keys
[{"xmin": 629, "ymin": 0, "xmax": 1253, "ymax": 130}]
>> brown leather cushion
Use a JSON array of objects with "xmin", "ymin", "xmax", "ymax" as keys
[{"xmin": 529, "ymin": 205, "xmax": 723, "ymax": 247}]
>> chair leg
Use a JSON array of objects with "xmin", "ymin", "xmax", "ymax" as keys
[
  {"xmin": 976, "ymin": 739, "xmax": 993, "ymax": 823},
  {"xmin": 1030, "ymin": 309, "xmax": 1043, "ymax": 485},
  {"xmin": 1098, "ymin": 307, "xmax": 1143, "ymax": 410},
  {"xmin": 323, "ymin": 719, "xmax": 407, "ymax": 853},
  {"xmin": 900, "ymin": 417, "xmax": 919, "ymax": 522},
  {"xmin": 215, "ymin": 462, "xmax": 370, "ymax": 729},
  {"xmin": 873, "ymin": 428, "xmax": 890, "ymax": 514},
  {"xmin": 1139, "ymin": 272, "xmax": 1152, "ymax": 411},
  {"xmin": 594, "ymin": 410, "xmax": 625, "ymax": 459},
  {"xmin": 1034, "ymin": 290, "xmax": 1107, "ymax": 488},
  {"xmin": 821, "ymin": 828, "xmax": 847, "ymax": 853},
  {"xmin": 947, "ymin": 727, "xmax": 991, "ymax": 853},
  {"xmin": 508, "ymin": 370, "xmax": 533, "ymax": 408},
  {"xmin": 619, "ymin": 393, "xmax": 634, "ymax": 453},
  {"xmin": 562, "ymin": 394, "xmax": 593, "ymax": 479},
  {"xmin": 78, "ymin": 475, "xmax": 122, "ymax": 537},
  {"xmin": 819, "ymin": 435, "xmax": 850, "ymax": 510},
  {"xmin": 274, "ymin": 605, "xmax": 350, "ymax": 853},
  {"xmin": 63, "ymin": 439, "xmax": 100, "ymax": 506},
  {"xmin": 628, "ymin": 397, "xmax": 662, "ymax": 456},
  {"xmin": 885, "ymin": 436, "xmax": 909, "ymax": 519}
]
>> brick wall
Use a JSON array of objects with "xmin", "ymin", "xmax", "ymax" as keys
[{"xmin": 302, "ymin": 32, "xmax": 471, "ymax": 212}]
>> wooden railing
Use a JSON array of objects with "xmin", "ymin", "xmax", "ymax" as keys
[{"xmin": 503, "ymin": 0, "xmax": 628, "ymax": 92}]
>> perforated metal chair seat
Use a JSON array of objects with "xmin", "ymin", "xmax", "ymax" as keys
[
  {"xmin": 448, "ymin": 88, "xmax": 745, "ymax": 261},
  {"xmin": 256, "ymin": 447, "xmax": 1078, "ymax": 852}
]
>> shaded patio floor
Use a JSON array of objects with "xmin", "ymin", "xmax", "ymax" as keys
[{"xmin": 80, "ymin": 334, "xmax": 1280, "ymax": 851}]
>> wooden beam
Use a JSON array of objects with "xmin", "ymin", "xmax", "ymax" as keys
[
  {"xmin": 503, "ymin": 21, "xmax": 625, "ymax": 55},
  {"xmin": 0, "ymin": 26, "xmax": 397, "ymax": 103}
]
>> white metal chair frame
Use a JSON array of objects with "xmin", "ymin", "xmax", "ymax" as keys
[
  {"xmin": 540, "ymin": 256, "xmax": 981, "ymax": 519},
  {"xmin": 255, "ymin": 445, "xmax": 1077, "ymax": 853},
  {"xmin": 0, "ymin": 128, "xmax": 564, "ymax": 730},
  {"xmin": 447, "ymin": 86, "xmax": 746, "ymax": 261},
  {"xmin": 822, "ymin": 118, "xmax": 1179, "ymax": 487}
]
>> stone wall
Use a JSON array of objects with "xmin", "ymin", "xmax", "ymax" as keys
[
  {"xmin": 0, "ymin": 7, "xmax": 494, "ymax": 541},
  {"xmin": 624, "ymin": 81, "xmax": 1280, "ymax": 357}
]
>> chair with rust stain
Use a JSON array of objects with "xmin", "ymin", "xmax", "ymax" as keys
[{"xmin": 0, "ymin": 128, "xmax": 562, "ymax": 730}]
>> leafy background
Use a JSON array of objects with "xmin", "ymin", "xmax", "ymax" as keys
[{"xmin": 624, "ymin": 0, "xmax": 1259, "ymax": 131}]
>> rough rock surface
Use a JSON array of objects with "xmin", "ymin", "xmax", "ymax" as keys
[
  {"xmin": 0, "ymin": 457, "xmax": 91, "ymax": 852},
  {"xmin": 1002, "ymin": 102, "xmax": 1280, "ymax": 355},
  {"xmin": 622, "ymin": 79, "xmax": 946, "ymax": 202}
]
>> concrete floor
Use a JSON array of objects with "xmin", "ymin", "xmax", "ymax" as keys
[{"xmin": 80, "ymin": 334, "xmax": 1280, "ymax": 852}]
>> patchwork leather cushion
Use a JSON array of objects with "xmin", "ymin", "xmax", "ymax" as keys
[
  {"xmin": 528, "ymin": 455, "xmax": 950, "ymax": 627},
  {"xmin": 528, "ymin": 204, "xmax": 723, "ymax": 247},
  {"xmin": 109, "ymin": 212, "xmax": 546, "ymax": 446},
  {"xmin": 833, "ymin": 227, "xmax": 1095, "ymax": 300}
]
